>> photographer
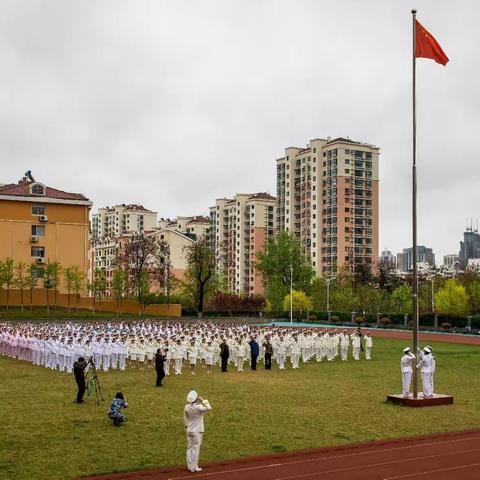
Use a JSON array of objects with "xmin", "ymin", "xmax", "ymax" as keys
[
  {"xmin": 73, "ymin": 357, "xmax": 90, "ymax": 404},
  {"xmin": 155, "ymin": 348, "xmax": 166, "ymax": 387},
  {"xmin": 107, "ymin": 392, "xmax": 128, "ymax": 426}
]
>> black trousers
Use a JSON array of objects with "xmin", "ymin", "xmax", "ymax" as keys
[
  {"xmin": 76, "ymin": 379, "xmax": 85, "ymax": 403},
  {"xmin": 156, "ymin": 368, "xmax": 165, "ymax": 386},
  {"xmin": 221, "ymin": 356, "xmax": 229, "ymax": 372},
  {"xmin": 265, "ymin": 353, "xmax": 272, "ymax": 370},
  {"xmin": 251, "ymin": 354, "xmax": 258, "ymax": 370}
]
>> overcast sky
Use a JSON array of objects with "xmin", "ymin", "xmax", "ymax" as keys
[{"xmin": 1, "ymin": 0, "xmax": 479, "ymax": 262}]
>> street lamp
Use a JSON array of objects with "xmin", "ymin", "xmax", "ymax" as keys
[
  {"xmin": 426, "ymin": 271, "xmax": 442, "ymax": 314},
  {"xmin": 290, "ymin": 264, "xmax": 293, "ymax": 324},
  {"xmin": 320, "ymin": 276, "xmax": 336, "ymax": 322}
]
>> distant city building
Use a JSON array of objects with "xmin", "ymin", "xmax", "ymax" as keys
[
  {"xmin": 0, "ymin": 173, "xmax": 91, "ymax": 293},
  {"xmin": 379, "ymin": 249, "xmax": 396, "ymax": 266},
  {"xmin": 209, "ymin": 193, "xmax": 276, "ymax": 295},
  {"xmin": 467, "ymin": 258, "xmax": 480, "ymax": 269},
  {"xmin": 276, "ymin": 136, "xmax": 380, "ymax": 276},
  {"xmin": 396, "ymin": 246, "xmax": 435, "ymax": 272},
  {"xmin": 158, "ymin": 216, "xmax": 210, "ymax": 240},
  {"xmin": 91, "ymin": 204, "xmax": 157, "ymax": 243},
  {"xmin": 443, "ymin": 254, "xmax": 459, "ymax": 270},
  {"xmin": 459, "ymin": 226, "xmax": 480, "ymax": 269}
]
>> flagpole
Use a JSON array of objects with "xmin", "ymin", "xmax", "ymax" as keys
[{"xmin": 411, "ymin": 9, "xmax": 419, "ymax": 399}]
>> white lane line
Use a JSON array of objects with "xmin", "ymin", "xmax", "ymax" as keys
[
  {"xmin": 273, "ymin": 448, "xmax": 480, "ymax": 480},
  {"xmin": 382, "ymin": 461, "xmax": 480, "ymax": 479},
  {"xmin": 167, "ymin": 435, "xmax": 480, "ymax": 480}
]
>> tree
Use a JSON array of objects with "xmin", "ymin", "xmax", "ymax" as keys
[
  {"xmin": 72, "ymin": 266, "xmax": 85, "ymax": 310},
  {"xmin": 256, "ymin": 232, "xmax": 315, "ymax": 312},
  {"xmin": 150, "ymin": 240, "xmax": 173, "ymax": 301},
  {"xmin": 391, "ymin": 284, "xmax": 412, "ymax": 314},
  {"xmin": 182, "ymin": 239, "xmax": 216, "ymax": 318},
  {"xmin": 14, "ymin": 261, "xmax": 29, "ymax": 311},
  {"xmin": 47, "ymin": 261, "xmax": 62, "ymax": 309},
  {"xmin": 111, "ymin": 268, "xmax": 127, "ymax": 314},
  {"xmin": 310, "ymin": 277, "xmax": 328, "ymax": 311},
  {"xmin": 89, "ymin": 268, "xmax": 107, "ymax": 312},
  {"xmin": 27, "ymin": 263, "xmax": 41, "ymax": 310},
  {"xmin": 282, "ymin": 290, "xmax": 312, "ymax": 320},
  {"xmin": 0, "ymin": 257, "xmax": 15, "ymax": 310},
  {"xmin": 376, "ymin": 262, "xmax": 402, "ymax": 292},
  {"xmin": 63, "ymin": 266, "xmax": 76, "ymax": 311},
  {"xmin": 330, "ymin": 284, "xmax": 359, "ymax": 313},
  {"xmin": 435, "ymin": 279, "xmax": 469, "ymax": 316},
  {"xmin": 44, "ymin": 261, "xmax": 55, "ymax": 312}
]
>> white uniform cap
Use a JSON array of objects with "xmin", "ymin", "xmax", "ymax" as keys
[
  {"xmin": 424, "ymin": 347, "xmax": 431, "ymax": 353},
  {"xmin": 403, "ymin": 347, "xmax": 410, "ymax": 353},
  {"xmin": 187, "ymin": 390, "xmax": 198, "ymax": 403}
]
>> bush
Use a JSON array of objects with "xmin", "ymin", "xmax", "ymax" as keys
[
  {"xmin": 308, "ymin": 315, "xmax": 317, "ymax": 322},
  {"xmin": 330, "ymin": 315, "xmax": 339, "ymax": 323},
  {"xmin": 441, "ymin": 322, "xmax": 452, "ymax": 330},
  {"xmin": 354, "ymin": 316, "xmax": 364, "ymax": 324},
  {"xmin": 379, "ymin": 317, "xmax": 391, "ymax": 327}
]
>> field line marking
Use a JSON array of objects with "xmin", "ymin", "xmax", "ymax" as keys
[
  {"xmin": 167, "ymin": 436, "xmax": 480, "ymax": 480},
  {"xmin": 382, "ymin": 461, "xmax": 480, "ymax": 479},
  {"xmin": 273, "ymin": 448, "xmax": 480, "ymax": 480}
]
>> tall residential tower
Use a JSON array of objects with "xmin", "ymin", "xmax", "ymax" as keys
[{"xmin": 276, "ymin": 137, "xmax": 379, "ymax": 276}]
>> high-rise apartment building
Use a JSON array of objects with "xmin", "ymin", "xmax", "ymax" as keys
[
  {"xmin": 276, "ymin": 137, "xmax": 379, "ymax": 276},
  {"xmin": 459, "ymin": 226, "xmax": 480, "ymax": 268},
  {"xmin": 91, "ymin": 204, "xmax": 157, "ymax": 243},
  {"xmin": 209, "ymin": 193, "xmax": 276, "ymax": 295},
  {"xmin": 0, "ymin": 173, "xmax": 91, "ymax": 292},
  {"xmin": 158, "ymin": 216, "xmax": 210, "ymax": 240},
  {"xmin": 396, "ymin": 245, "xmax": 435, "ymax": 272}
]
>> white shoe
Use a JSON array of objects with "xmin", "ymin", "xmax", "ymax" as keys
[{"xmin": 195, "ymin": 467, "xmax": 202, "ymax": 472}]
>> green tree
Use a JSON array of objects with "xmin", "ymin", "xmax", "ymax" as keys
[
  {"xmin": 0, "ymin": 257, "xmax": 15, "ymax": 310},
  {"xmin": 435, "ymin": 279, "xmax": 469, "ymax": 316},
  {"xmin": 181, "ymin": 239, "xmax": 216, "ymax": 318},
  {"xmin": 461, "ymin": 279, "xmax": 480, "ymax": 315},
  {"xmin": 14, "ymin": 261, "xmax": 29, "ymax": 311},
  {"xmin": 256, "ymin": 232, "xmax": 315, "ymax": 312},
  {"xmin": 330, "ymin": 284, "xmax": 359, "ymax": 313},
  {"xmin": 63, "ymin": 266, "xmax": 76, "ymax": 311},
  {"xmin": 283, "ymin": 290, "xmax": 312, "ymax": 320},
  {"xmin": 111, "ymin": 268, "xmax": 127, "ymax": 314},
  {"xmin": 45, "ymin": 261, "xmax": 62, "ymax": 309},
  {"xmin": 311, "ymin": 277, "xmax": 328, "ymax": 311},
  {"xmin": 89, "ymin": 268, "xmax": 107, "ymax": 312},
  {"xmin": 72, "ymin": 266, "xmax": 85, "ymax": 310},
  {"xmin": 391, "ymin": 284, "xmax": 412, "ymax": 314},
  {"xmin": 44, "ymin": 261, "xmax": 55, "ymax": 312},
  {"xmin": 27, "ymin": 263, "xmax": 41, "ymax": 310}
]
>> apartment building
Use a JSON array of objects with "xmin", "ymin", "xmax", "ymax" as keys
[
  {"xmin": 91, "ymin": 204, "xmax": 157, "ymax": 243},
  {"xmin": 0, "ymin": 173, "xmax": 91, "ymax": 291},
  {"xmin": 276, "ymin": 137, "xmax": 379, "ymax": 276},
  {"xmin": 158, "ymin": 215, "xmax": 210, "ymax": 240},
  {"xmin": 209, "ymin": 193, "xmax": 276, "ymax": 295}
]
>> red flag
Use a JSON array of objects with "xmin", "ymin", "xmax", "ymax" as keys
[{"xmin": 415, "ymin": 20, "xmax": 449, "ymax": 66}]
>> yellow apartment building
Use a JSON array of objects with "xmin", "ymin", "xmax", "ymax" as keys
[{"xmin": 0, "ymin": 173, "xmax": 92, "ymax": 292}]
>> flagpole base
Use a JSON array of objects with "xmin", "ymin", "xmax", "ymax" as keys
[{"xmin": 387, "ymin": 393, "xmax": 454, "ymax": 407}]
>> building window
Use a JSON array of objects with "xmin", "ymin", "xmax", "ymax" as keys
[
  {"xmin": 32, "ymin": 205, "xmax": 45, "ymax": 215},
  {"xmin": 31, "ymin": 246, "xmax": 45, "ymax": 257},
  {"xmin": 31, "ymin": 184, "xmax": 45, "ymax": 195},
  {"xmin": 31, "ymin": 225, "xmax": 45, "ymax": 236}
]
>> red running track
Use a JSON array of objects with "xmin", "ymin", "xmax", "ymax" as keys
[{"xmin": 85, "ymin": 429, "xmax": 480, "ymax": 480}]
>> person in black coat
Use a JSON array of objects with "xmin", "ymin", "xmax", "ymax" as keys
[
  {"xmin": 155, "ymin": 349, "xmax": 167, "ymax": 387},
  {"xmin": 220, "ymin": 339, "xmax": 230, "ymax": 372},
  {"xmin": 263, "ymin": 338, "xmax": 273, "ymax": 370},
  {"xmin": 249, "ymin": 337, "xmax": 259, "ymax": 371},
  {"xmin": 73, "ymin": 357, "xmax": 89, "ymax": 404}
]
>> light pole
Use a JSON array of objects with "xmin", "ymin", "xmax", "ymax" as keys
[
  {"xmin": 290, "ymin": 264, "xmax": 293, "ymax": 323},
  {"xmin": 427, "ymin": 271, "xmax": 442, "ymax": 314},
  {"xmin": 320, "ymin": 276, "xmax": 336, "ymax": 321}
]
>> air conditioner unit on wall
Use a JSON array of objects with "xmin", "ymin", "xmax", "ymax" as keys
[
  {"xmin": 36, "ymin": 257, "xmax": 45, "ymax": 264},
  {"xmin": 39, "ymin": 215, "xmax": 48, "ymax": 222},
  {"xmin": 30, "ymin": 236, "xmax": 38, "ymax": 243}
]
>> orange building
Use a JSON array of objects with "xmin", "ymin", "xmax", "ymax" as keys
[{"xmin": 0, "ymin": 173, "xmax": 92, "ymax": 292}]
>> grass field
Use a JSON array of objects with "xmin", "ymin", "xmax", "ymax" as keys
[
  {"xmin": 1, "ymin": 337, "xmax": 479, "ymax": 480},
  {"xmin": 0, "ymin": 307, "xmax": 146, "ymax": 320}
]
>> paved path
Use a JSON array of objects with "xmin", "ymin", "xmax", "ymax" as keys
[{"xmin": 84, "ymin": 429, "xmax": 480, "ymax": 480}]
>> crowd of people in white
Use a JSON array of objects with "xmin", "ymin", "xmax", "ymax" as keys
[{"xmin": 0, "ymin": 321, "xmax": 373, "ymax": 374}]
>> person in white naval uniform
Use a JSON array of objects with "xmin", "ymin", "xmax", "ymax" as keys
[
  {"xmin": 400, "ymin": 347, "xmax": 416, "ymax": 398},
  {"xmin": 183, "ymin": 390, "xmax": 212, "ymax": 473},
  {"xmin": 417, "ymin": 347, "xmax": 433, "ymax": 398},
  {"xmin": 364, "ymin": 332, "xmax": 373, "ymax": 360}
]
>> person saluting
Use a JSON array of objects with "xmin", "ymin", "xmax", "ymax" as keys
[{"xmin": 183, "ymin": 390, "xmax": 212, "ymax": 473}]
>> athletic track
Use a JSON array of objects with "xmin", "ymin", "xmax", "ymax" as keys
[
  {"xmin": 86, "ymin": 429, "xmax": 480, "ymax": 480},
  {"xmin": 85, "ymin": 330, "xmax": 479, "ymax": 480}
]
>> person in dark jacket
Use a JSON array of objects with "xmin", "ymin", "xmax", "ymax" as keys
[
  {"xmin": 155, "ymin": 349, "xmax": 167, "ymax": 387},
  {"xmin": 249, "ymin": 337, "xmax": 259, "ymax": 370},
  {"xmin": 220, "ymin": 339, "xmax": 230, "ymax": 372},
  {"xmin": 73, "ymin": 357, "xmax": 90, "ymax": 404},
  {"xmin": 263, "ymin": 337, "xmax": 273, "ymax": 370}
]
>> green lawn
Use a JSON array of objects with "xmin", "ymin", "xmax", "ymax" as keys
[
  {"xmin": 1, "ymin": 337, "xmax": 479, "ymax": 480},
  {"xmin": 0, "ymin": 307, "xmax": 147, "ymax": 320}
]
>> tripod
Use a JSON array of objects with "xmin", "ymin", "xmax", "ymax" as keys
[{"xmin": 87, "ymin": 360, "xmax": 104, "ymax": 405}]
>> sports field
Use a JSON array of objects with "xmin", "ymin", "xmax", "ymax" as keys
[{"xmin": 1, "ymin": 336, "xmax": 479, "ymax": 480}]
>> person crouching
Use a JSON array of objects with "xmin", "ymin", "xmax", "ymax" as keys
[{"xmin": 108, "ymin": 392, "xmax": 128, "ymax": 426}]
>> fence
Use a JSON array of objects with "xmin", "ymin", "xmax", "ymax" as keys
[{"xmin": 0, "ymin": 289, "xmax": 181, "ymax": 317}]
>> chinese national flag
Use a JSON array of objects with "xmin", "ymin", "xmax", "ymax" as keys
[{"xmin": 415, "ymin": 20, "xmax": 449, "ymax": 66}]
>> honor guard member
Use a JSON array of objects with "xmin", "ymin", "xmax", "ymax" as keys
[
  {"xmin": 183, "ymin": 390, "xmax": 212, "ymax": 473},
  {"xmin": 400, "ymin": 347, "xmax": 416, "ymax": 398},
  {"xmin": 417, "ymin": 347, "xmax": 433, "ymax": 398},
  {"xmin": 364, "ymin": 332, "xmax": 373, "ymax": 360}
]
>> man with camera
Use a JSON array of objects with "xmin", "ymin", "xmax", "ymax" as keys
[{"xmin": 73, "ymin": 356, "xmax": 91, "ymax": 404}]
